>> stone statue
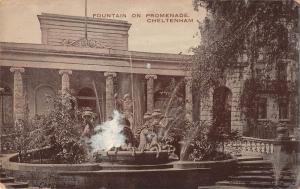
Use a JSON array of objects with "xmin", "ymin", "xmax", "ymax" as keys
[
  {"xmin": 135, "ymin": 112, "xmax": 151, "ymax": 139},
  {"xmin": 122, "ymin": 94, "xmax": 133, "ymax": 127},
  {"xmin": 119, "ymin": 118, "xmax": 136, "ymax": 149},
  {"xmin": 81, "ymin": 108, "xmax": 96, "ymax": 139},
  {"xmin": 137, "ymin": 110, "xmax": 164, "ymax": 156},
  {"xmin": 111, "ymin": 117, "xmax": 136, "ymax": 156}
]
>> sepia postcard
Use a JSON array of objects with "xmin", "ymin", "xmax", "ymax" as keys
[{"xmin": 0, "ymin": 0, "xmax": 299, "ymax": 189}]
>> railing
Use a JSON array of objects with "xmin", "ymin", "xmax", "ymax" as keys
[
  {"xmin": 1, "ymin": 133, "xmax": 18, "ymax": 153},
  {"xmin": 240, "ymin": 137, "xmax": 275, "ymax": 154},
  {"xmin": 225, "ymin": 136, "xmax": 276, "ymax": 155},
  {"xmin": 247, "ymin": 124, "xmax": 277, "ymax": 139}
]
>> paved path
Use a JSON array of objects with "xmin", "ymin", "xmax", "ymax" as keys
[{"xmin": 198, "ymin": 186, "xmax": 300, "ymax": 189}]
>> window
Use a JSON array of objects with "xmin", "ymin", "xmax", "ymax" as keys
[
  {"xmin": 77, "ymin": 87, "xmax": 97, "ymax": 111},
  {"xmin": 0, "ymin": 86, "xmax": 13, "ymax": 127},
  {"xmin": 277, "ymin": 63, "xmax": 287, "ymax": 81},
  {"xmin": 257, "ymin": 98, "xmax": 267, "ymax": 119},
  {"xmin": 255, "ymin": 68, "xmax": 263, "ymax": 80},
  {"xmin": 279, "ymin": 98, "xmax": 289, "ymax": 120}
]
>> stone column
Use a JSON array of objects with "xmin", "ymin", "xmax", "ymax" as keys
[
  {"xmin": 10, "ymin": 67, "xmax": 25, "ymax": 121},
  {"xmin": 59, "ymin": 70, "xmax": 72, "ymax": 94},
  {"xmin": 104, "ymin": 72, "xmax": 116, "ymax": 119},
  {"xmin": 185, "ymin": 76, "xmax": 193, "ymax": 122},
  {"xmin": 145, "ymin": 74, "xmax": 157, "ymax": 113}
]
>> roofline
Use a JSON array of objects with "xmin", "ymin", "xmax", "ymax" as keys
[
  {"xmin": 0, "ymin": 42, "xmax": 191, "ymax": 64},
  {"xmin": 38, "ymin": 13, "xmax": 132, "ymax": 29}
]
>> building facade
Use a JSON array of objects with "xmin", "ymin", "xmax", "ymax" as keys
[{"xmin": 0, "ymin": 13, "xmax": 298, "ymax": 152}]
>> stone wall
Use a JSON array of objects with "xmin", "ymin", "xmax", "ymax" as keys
[
  {"xmin": 25, "ymin": 68, "xmax": 60, "ymax": 117},
  {"xmin": 38, "ymin": 13, "xmax": 130, "ymax": 50},
  {"xmin": 198, "ymin": 68, "xmax": 245, "ymax": 133},
  {"xmin": 226, "ymin": 69, "xmax": 245, "ymax": 133}
]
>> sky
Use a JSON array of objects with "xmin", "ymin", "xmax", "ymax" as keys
[{"xmin": 0, "ymin": 0, "xmax": 206, "ymax": 54}]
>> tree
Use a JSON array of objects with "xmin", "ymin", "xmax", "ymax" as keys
[
  {"xmin": 192, "ymin": 0, "xmax": 297, "ymax": 89},
  {"xmin": 191, "ymin": 0, "xmax": 298, "ymax": 134}
]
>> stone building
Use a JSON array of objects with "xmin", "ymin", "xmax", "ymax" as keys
[
  {"xmin": 0, "ymin": 13, "xmax": 192, "ymax": 152},
  {"xmin": 0, "ymin": 13, "xmax": 298, "ymax": 152}
]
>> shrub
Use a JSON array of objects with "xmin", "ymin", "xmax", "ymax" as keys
[
  {"xmin": 180, "ymin": 121, "xmax": 240, "ymax": 161},
  {"xmin": 27, "ymin": 93, "xmax": 87, "ymax": 163}
]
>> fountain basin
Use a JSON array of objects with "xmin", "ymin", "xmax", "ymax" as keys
[
  {"xmin": 96, "ymin": 150, "xmax": 170, "ymax": 165},
  {"xmin": 57, "ymin": 167, "xmax": 212, "ymax": 189},
  {"xmin": 2, "ymin": 152, "xmax": 238, "ymax": 189}
]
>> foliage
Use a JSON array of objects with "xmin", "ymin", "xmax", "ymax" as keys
[
  {"xmin": 191, "ymin": 0, "xmax": 298, "ymax": 97},
  {"xmin": 189, "ymin": 0, "xmax": 298, "ymax": 139},
  {"xmin": 13, "ymin": 119, "xmax": 32, "ymax": 162},
  {"xmin": 181, "ymin": 121, "xmax": 240, "ymax": 161},
  {"xmin": 27, "ymin": 93, "xmax": 87, "ymax": 163},
  {"xmin": 156, "ymin": 78, "xmax": 186, "ymax": 138},
  {"xmin": 239, "ymin": 78, "xmax": 259, "ymax": 132},
  {"xmin": 159, "ymin": 78, "xmax": 240, "ymax": 160}
]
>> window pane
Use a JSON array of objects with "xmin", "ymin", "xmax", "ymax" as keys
[
  {"xmin": 257, "ymin": 98, "xmax": 267, "ymax": 119},
  {"xmin": 279, "ymin": 99, "xmax": 289, "ymax": 119}
]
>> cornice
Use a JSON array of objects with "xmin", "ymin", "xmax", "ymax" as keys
[
  {"xmin": 0, "ymin": 42, "xmax": 191, "ymax": 64},
  {"xmin": 38, "ymin": 13, "xmax": 131, "ymax": 30}
]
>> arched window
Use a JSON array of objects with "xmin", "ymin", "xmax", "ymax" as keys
[
  {"xmin": 35, "ymin": 85, "xmax": 55, "ymax": 115},
  {"xmin": 77, "ymin": 87, "xmax": 96, "ymax": 111}
]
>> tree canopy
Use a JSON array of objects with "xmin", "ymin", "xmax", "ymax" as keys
[{"xmin": 191, "ymin": 0, "xmax": 298, "ymax": 96}]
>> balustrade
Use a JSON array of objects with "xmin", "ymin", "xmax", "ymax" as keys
[{"xmin": 225, "ymin": 136, "xmax": 275, "ymax": 155}]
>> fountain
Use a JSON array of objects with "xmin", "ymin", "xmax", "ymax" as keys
[
  {"xmin": 1, "ymin": 103, "xmax": 238, "ymax": 189},
  {"xmin": 1, "ymin": 78, "xmax": 236, "ymax": 189},
  {"xmin": 92, "ymin": 109, "xmax": 173, "ymax": 165},
  {"xmin": 51, "ymin": 109, "xmax": 215, "ymax": 189}
]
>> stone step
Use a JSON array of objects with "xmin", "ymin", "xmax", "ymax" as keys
[
  {"xmin": 238, "ymin": 160, "xmax": 272, "ymax": 166},
  {"xmin": 198, "ymin": 186, "xmax": 264, "ymax": 189},
  {"xmin": 228, "ymin": 175, "xmax": 274, "ymax": 182},
  {"xmin": 0, "ymin": 176, "xmax": 15, "ymax": 183},
  {"xmin": 3, "ymin": 182, "xmax": 29, "ymax": 188},
  {"xmin": 230, "ymin": 174, "xmax": 295, "ymax": 183},
  {"xmin": 216, "ymin": 180, "xmax": 290, "ymax": 188},
  {"xmin": 238, "ymin": 162, "xmax": 273, "ymax": 168},
  {"xmin": 237, "ymin": 166, "xmax": 273, "ymax": 171},
  {"xmin": 236, "ymin": 170, "xmax": 274, "ymax": 176},
  {"xmin": 278, "ymin": 175, "xmax": 296, "ymax": 182},
  {"xmin": 280, "ymin": 171, "xmax": 299, "ymax": 176},
  {"xmin": 237, "ymin": 156, "xmax": 263, "ymax": 162},
  {"xmin": 0, "ymin": 172, "xmax": 7, "ymax": 178},
  {"xmin": 216, "ymin": 180, "xmax": 274, "ymax": 188}
]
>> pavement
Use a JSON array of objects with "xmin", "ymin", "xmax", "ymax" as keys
[{"xmin": 198, "ymin": 186, "xmax": 300, "ymax": 189}]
